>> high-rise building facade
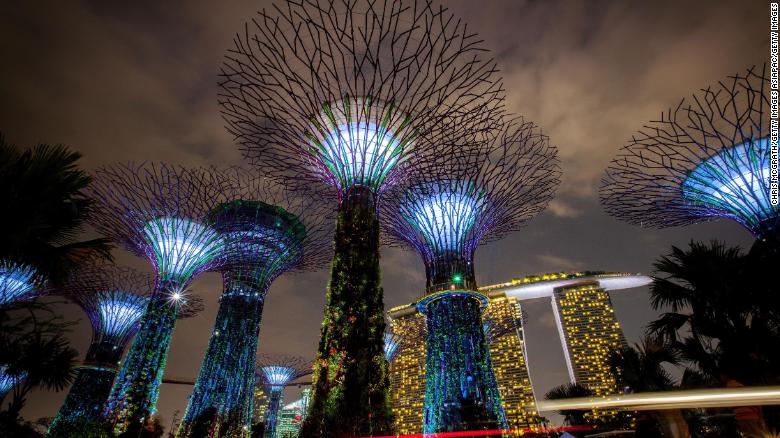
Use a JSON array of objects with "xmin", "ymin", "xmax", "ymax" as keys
[
  {"xmin": 483, "ymin": 295, "xmax": 539, "ymax": 429},
  {"xmin": 387, "ymin": 271, "xmax": 651, "ymax": 432},
  {"xmin": 252, "ymin": 385, "xmax": 270, "ymax": 426},
  {"xmin": 551, "ymin": 281, "xmax": 627, "ymax": 396},
  {"xmin": 387, "ymin": 293, "xmax": 539, "ymax": 434},
  {"xmin": 276, "ymin": 388, "xmax": 311, "ymax": 437},
  {"xmin": 387, "ymin": 306, "xmax": 427, "ymax": 435}
]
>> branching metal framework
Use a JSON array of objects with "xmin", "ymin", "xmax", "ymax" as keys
[
  {"xmin": 220, "ymin": 0, "xmax": 504, "ymax": 197},
  {"xmin": 179, "ymin": 169, "xmax": 333, "ymax": 438},
  {"xmin": 0, "ymin": 260, "xmax": 43, "ymax": 307},
  {"xmin": 86, "ymin": 163, "xmax": 228, "ymax": 434},
  {"xmin": 600, "ymin": 65, "xmax": 777, "ymax": 243},
  {"xmin": 47, "ymin": 262, "xmax": 152, "ymax": 437},
  {"xmin": 256, "ymin": 355, "xmax": 312, "ymax": 438},
  {"xmin": 383, "ymin": 119, "xmax": 560, "ymax": 432},
  {"xmin": 220, "ymin": 1, "xmax": 504, "ymax": 433}
]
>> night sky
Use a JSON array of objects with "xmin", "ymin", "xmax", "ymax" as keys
[{"xmin": 0, "ymin": 0, "xmax": 767, "ymax": 429}]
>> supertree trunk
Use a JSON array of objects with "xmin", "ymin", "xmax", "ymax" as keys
[
  {"xmin": 104, "ymin": 289, "xmax": 179, "ymax": 434},
  {"xmin": 421, "ymin": 292, "xmax": 506, "ymax": 434},
  {"xmin": 301, "ymin": 186, "xmax": 392, "ymax": 436},
  {"xmin": 46, "ymin": 342, "xmax": 124, "ymax": 437},
  {"xmin": 178, "ymin": 274, "xmax": 266, "ymax": 438},
  {"xmin": 264, "ymin": 388, "xmax": 284, "ymax": 438}
]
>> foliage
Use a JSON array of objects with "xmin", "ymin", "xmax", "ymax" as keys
[
  {"xmin": 609, "ymin": 336, "xmax": 680, "ymax": 393},
  {"xmin": 544, "ymin": 383, "xmax": 594, "ymax": 428},
  {"xmin": 649, "ymin": 241, "xmax": 780, "ymax": 387},
  {"xmin": 543, "ymin": 382, "xmax": 632, "ymax": 436},
  {"xmin": 46, "ymin": 367, "xmax": 118, "ymax": 437},
  {"xmin": 0, "ymin": 133, "xmax": 112, "ymax": 286},
  {"xmin": 421, "ymin": 294, "xmax": 506, "ymax": 433},
  {"xmin": 0, "ymin": 302, "xmax": 78, "ymax": 432},
  {"xmin": 648, "ymin": 240, "xmax": 780, "ymax": 435},
  {"xmin": 104, "ymin": 297, "xmax": 177, "ymax": 435},
  {"xmin": 301, "ymin": 190, "xmax": 393, "ymax": 436},
  {"xmin": 178, "ymin": 292, "xmax": 264, "ymax": 438},
  {"xmin": 117, "ymin": 415, "xmax": 165, "ymax": 438},
  {"xmin": 608, "ymin": 337, "xmax": 681, "ymax": 437}
]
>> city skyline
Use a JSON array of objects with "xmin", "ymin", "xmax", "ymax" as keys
[{"xmin": 0, "ymin": 0, "xmax": 764, "ymax": 429}]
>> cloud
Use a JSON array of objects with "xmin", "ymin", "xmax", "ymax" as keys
[
  {"xmin": 1, "ymin": 0, "xmax": 765, "ymax": 426},
  {"xmin": 546, "ymin": 199, "xmax": 581, "ymax": 218},
  {"xmin": 535, "ymin": 254, "xmax": 586, "ymax": 272}
]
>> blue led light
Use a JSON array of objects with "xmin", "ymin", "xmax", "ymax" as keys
[
  {"xmin": 306, "ymin": 97, "xmax": 415, "ymax": 192},
  {"xmin": 142, "ymin": 217, "xmax": 223, "ymax": 283},
  {"xmin": 682, "ymin": 137, "xmax": 777, "ymax": 236},
  {"xmin": 0, "ymin": 365, "xmax": 24, "ymax": 399},
  {"xmin": 405, "ymin": 181, "xmax": 485, "ymax": 253},
  {"xmin": 0, "ymin": 261, "xmax": 38, "ymax": 306},
  {"xmin": 261, "ymin": 366, "xmax": 298, "ymax": 387},
  {"xmin": 383, "ymin": 332, "xmax": 402, "ymax": 363},
  {"xmin": 315, "ymin": 122, "xmax": 402, "ymax": 190},
  {"xmin": 97, "ymin": 291, "xmax": 148, "ymax": 341}
]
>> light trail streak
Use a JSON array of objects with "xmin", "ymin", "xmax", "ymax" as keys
[{"xmin": 536, "ymin": 386, "xmax": 780, "ymax": 411}]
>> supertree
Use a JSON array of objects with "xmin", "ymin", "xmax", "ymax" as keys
[
  {"xmin": 600, "ymin": 65, "xmax": 778, "ymax": 253},
  {"xmin": 86, "ymin": 163, "xmax": 227, "ymax": 434},
  {"xmin": 0, "ymin": 365, "xmax": 25, "ymax": 404},
  {"xmin": 0, "ymin": 260, "xmax": 44, "ymax": 307},
  {"xmin": 178, "ymin": 170, "xmax": 333, "ymax": 438},
  {"xmin": 382, "ymin": 119, "xmax": 560, "ymax": 432},
  {"xmin": 219, "ymin": 1, "xmax": 504, "ymax": 433},
  {"xmin": 45, "ymin": 262, "xmax": 152, "ymax": 437},
  {"xmin": 383, "ymin": 332, "xmax": 403, "ymax": 363},
  {"xmin": 256, "ymin": 355, "xmax": 312, "ymax": 438}
]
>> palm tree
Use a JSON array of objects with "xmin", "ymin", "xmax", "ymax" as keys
[
  {"xmin": 609, "ymin": 336, "xmax": 679, "ymax": 393},
  {"xmin": 609, "ymin": 337, "xmax": 688, "ymax": 438},
  {"xmin": 544, "ymin": 383, "xmax": 593, "ymax": 429},
  {"xmin": 0, "ymin": 302, "xmax": 78, "ymax": 435},
  {"xmin": 649, "ymin": 241, "xmax": 780, "ymax": 435},
  {"xmin": 0, "ymin": 133, "xmax": 112, "ymax": 286}
]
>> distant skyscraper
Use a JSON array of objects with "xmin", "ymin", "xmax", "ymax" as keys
[
  {"xmin": 387, "ymin": 307, "xmax": 426, "ymax": 435},
  {"xmin": 483, "ymin": 294, "xmax": 539, "ymax": 428},
  {"xmin": 275, "ymin": 389, "xmax": 311, "ymax": 438},
  {"xmin": 551, "ymin": 281, "xmax": 627, "ymax": 396},
  {"xmin": 387, "ymin": 293, "xmax": 539, "ymax": 434},
  {"xmin": 387, "ymin": 271, "xmax": 651, "ymax": 433},
  {"xmin": 252, "ymin": 385, "xmax": 270, "ymax": 427}
]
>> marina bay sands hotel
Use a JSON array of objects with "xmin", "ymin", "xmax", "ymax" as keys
[{"xmin": 387, "ymin": 271, "xmax": 652, "ymax": 434}]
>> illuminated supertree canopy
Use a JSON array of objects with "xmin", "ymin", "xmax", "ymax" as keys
[
  {"xmin": 179, "ymin": 170, "xmax": 333, "ymax": 438},
  {"xmin": 220, "ymin": 1, "xmax": 504, "ymax": 433},
  {"xmin": 384, "ymin": 332, "xmax": 403, "ymax": 363},
  {"xmin": 46, "ymin": 261, "xmax": 152, "ymax": 437},
  {"xmin": 600, "ymin": 65, "xmax": 778, "ymax": 247},
  {"xmin": 0, "ymin": 260, "xmax": 43, "ymax": 307},
  {"xmin": 383, "ymin": 119, "xmax": 560, "ymax": 432},
  {"xmin": 0, "ymin": 365, "xmax": 25, "ymax": 404},
  {"xmin": 256, "ymin": 355, "xmax": 312, "ymax": 438},
  {"xmin": 86, "ymin": 163, "xmax": 228, "ymax": 434}
]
